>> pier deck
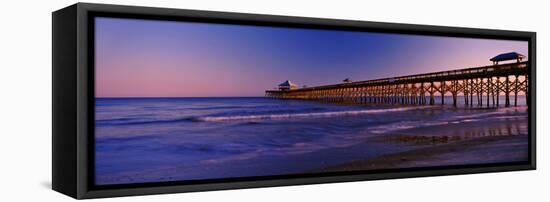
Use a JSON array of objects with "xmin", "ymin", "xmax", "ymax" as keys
[{"xmin": 265, "ymin": 62, "xmax": 529, "ymax": 107}]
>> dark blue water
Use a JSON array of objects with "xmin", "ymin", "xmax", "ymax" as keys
[{"xmin": 95, "ymin": 97, "xmax": 528, "ymax": 185}]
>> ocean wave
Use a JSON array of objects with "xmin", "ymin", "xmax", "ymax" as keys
[
  {"xmin": 97, "ymin": 105, "xmax": 528, "ymax": 126},
  {"xmin": 188, "ymin": 106, "xmax": 256, "ymax": 110},
  {"xmin": 197, "ymin": 106, "xmax": 432, "ymax": 122},
  {"xmin": 206, "ymin": 107, "xmax": 328, "ymax": 117},
  {"xmin": 96, "ymin": 106, "xmax": 332, "ymax": 126},
  {"xmin": 96, "ymin": 117, "xmax": 201, "ymax": 126},
  {"xmin": 452, "ymin": 106, "xmax": 528, "ymax": 119},
  {"xmin": 96, "ymin": 117, "xmax": 136, "ymax": 123}
]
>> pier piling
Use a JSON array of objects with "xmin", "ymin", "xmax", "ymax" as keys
[{"xmin": 266, "ymin": 62, "xmax": 529, "ymax": 108}]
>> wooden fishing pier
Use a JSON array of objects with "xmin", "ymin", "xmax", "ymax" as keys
[{"xmin": 266, "ymin": 57, "xmax": 529, "ymax": 108}]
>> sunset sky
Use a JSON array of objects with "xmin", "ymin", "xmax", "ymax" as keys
[{"xmin": 95, "ymin": 17, "xmax": 528, "ymax": 97}]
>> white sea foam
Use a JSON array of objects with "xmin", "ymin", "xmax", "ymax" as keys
[{"xmin": 197, "ymin": 106, "xmax": 432, "ymax": 122}]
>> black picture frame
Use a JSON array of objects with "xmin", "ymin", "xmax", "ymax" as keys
[{"xmin": 52, "ymin": 2, "xmax": 536, "ymax": 199}]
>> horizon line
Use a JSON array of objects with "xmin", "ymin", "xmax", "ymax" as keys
[{"xmin": 95, "ymin": 96, "xmax": 266, "ymax": 98}]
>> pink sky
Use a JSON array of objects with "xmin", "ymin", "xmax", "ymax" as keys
[{"xmin": 95, "ymin": 17, "xmax": 528, "ymax": 97}]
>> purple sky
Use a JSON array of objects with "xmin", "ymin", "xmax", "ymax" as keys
[{"xmin": 95, "ymin": 17, "xmax": 528, "ymax": 97}]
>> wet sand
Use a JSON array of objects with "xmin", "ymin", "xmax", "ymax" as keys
[
  {"xmin": 315, "ymin": 119, "xmax": 529, "ymax": 172},
  {"xmin": 320, "ymin": 136, "xmax": 528, "ymax": 172}
]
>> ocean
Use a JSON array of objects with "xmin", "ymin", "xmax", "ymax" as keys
[{"xmin": 95, "ymin": 96, "xmax": 528, "ymax": 185}]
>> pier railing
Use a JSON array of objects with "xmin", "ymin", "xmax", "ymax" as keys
[{"xmin": 265, "ymin": 61, "xmax": 529, "ymax": 107}]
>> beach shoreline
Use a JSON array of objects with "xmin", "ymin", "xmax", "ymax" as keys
[{"xmin": 316, "ymin": 134, "xmax": 528, "ymax": 173}]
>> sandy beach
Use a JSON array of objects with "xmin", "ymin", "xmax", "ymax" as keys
[{"xmin": 318, "ymin": 120, "xmax": 528, "ymax": 172}]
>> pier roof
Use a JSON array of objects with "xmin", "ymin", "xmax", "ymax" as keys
[
  {"xmin": 490, "ymin": 52, "xmax": 525, "ymax": 62},
  {"xmin": 279, "ymin": 80, "xmax": 297, "ymax": 87}
]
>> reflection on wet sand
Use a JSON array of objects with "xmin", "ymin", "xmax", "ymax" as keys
[
  {"xmin": 320, "ymin": 116, "xmax": 529, "ymax": 172},
  {"xmin": 380, "ymin": 118, "xmax": 527, "ymax": 145}
]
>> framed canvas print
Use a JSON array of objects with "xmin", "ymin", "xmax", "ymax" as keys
[{"xmin": 52, "ymin": 3, "xmax": 536, "ymax": 199}]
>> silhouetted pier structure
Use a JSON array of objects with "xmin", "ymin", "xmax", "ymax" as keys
[{"xmin": 266, "ymin": 58, "xmax": 529, "ymax": 108}]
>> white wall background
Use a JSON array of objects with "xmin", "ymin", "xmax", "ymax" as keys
[{"xmin": 0, "ymin": 0, "xmax": 547, "ymax": 201}]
